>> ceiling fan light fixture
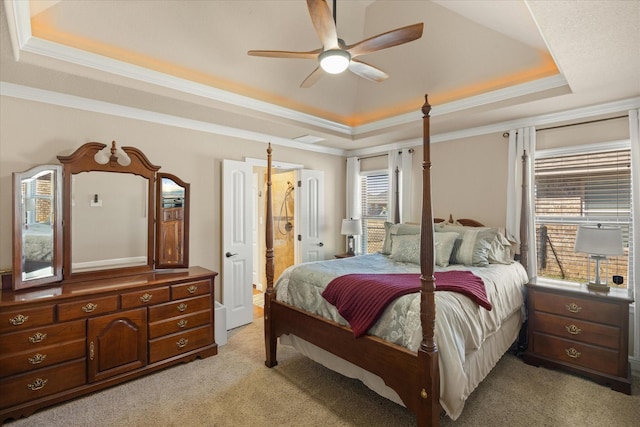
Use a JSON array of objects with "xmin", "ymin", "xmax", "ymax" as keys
[{"xmin": 319, "ymin": 49, "xmax": 351, "ymax": 74}]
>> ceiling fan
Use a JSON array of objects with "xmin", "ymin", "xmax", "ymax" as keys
[{"xmin": 247, "ymin": 0, "xmax": 424, "ymax": 88}]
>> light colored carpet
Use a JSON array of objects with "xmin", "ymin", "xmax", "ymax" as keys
[
  {"xmin": 252, "ymin": 293, "xmax": 264, "ymax": 308},
  {"xmin": 5, "ymin": 318, "xmax": 639, "ymax": 427}
]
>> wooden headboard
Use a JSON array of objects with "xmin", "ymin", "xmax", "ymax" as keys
[{"xmin": 434, "ymin": 214, "xmax": 485, "ymax": 227}]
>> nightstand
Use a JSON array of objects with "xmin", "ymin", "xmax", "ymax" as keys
[
  {"xmin": 334, "ymin": 253, "xmax": 355, "ymax": 259},
  {"xmin": 523, "ymin": 280, "xmax": 633, "ymax": 394}
]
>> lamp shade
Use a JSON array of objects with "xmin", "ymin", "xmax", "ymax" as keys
[
  {"xmin": 341, "ymin": 219, "xmax": 362, "ymax": 236},
  {"xmin": 574, "ymin": 225, "xmax": 624, "ymax": 256}
]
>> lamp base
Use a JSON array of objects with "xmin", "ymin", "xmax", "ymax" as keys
[{"xmin": 587, "ymin": 282, "xmax": 610, "ymax": 293}]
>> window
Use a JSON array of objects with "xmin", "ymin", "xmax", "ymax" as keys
[
  {"xmin": 360, "ymin": 171, "xmax": 389, "ymax": 253},
  {"xmin": 535, "ymin": 144, "xmax": 631, "ymax": 288}
]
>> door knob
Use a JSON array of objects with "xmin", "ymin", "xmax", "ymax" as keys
[
  {"xmin": 318, "ymin": 242, "xmax": 324, "ymax": 247},
  {"xmin": 225, "ymin": 252, "xmax": 238, "ymax": 258}
]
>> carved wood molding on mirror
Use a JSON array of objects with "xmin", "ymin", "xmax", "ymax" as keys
[{"xmin": 11, "ymin": 141, "xmax": 191, "ymax": 290}]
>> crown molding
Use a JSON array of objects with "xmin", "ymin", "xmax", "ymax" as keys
[{"xmin": 0, "ymin": 81, "xmax": 346, "ymax": 156}]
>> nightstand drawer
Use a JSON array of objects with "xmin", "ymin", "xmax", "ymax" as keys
[
  {"xmin": 531, "ymin": 333, "xmax": 620, "ymax": 376},
  {"xmin": 531, "ymin": 291, "xmax": 622, "ymax": 326},
  {"xmin": 533, "ymin": 311, "xmax": 620, "ymax": 349}
]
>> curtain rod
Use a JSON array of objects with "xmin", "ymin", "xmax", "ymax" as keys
[
  {"xmin": 537, "ymin": 115, "xmax": 627, "ymax": 132},
  {"xmin": 356, "ymin": 148, "xmax": 414, "ymax": 161}
]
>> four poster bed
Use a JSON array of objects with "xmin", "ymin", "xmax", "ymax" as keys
[{"xmin": 263, "ymin": 96, "xmax": 530, "ymax": 426}]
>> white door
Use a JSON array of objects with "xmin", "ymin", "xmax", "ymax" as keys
[
  {"xmin": 297, "ymin": 169, "xmax": 325, "ymax": 262},
  {"xmin": 222, "ymin": 159, "xmax": 253, "ymax": 329}
]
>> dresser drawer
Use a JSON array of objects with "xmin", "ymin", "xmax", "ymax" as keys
[
  {"xmin": 0, "ymin": 319, "xmax": 85, "ymax": 353},
  {"xmin": 533, "ymin": 311, "xmax": 620, "ymax": 350},
  {"xmin": 531, "ymin": 291, "xmax": 622, "ymax": 326},
  {"xmin": 148, "ymin": 295, "xmax": 211, "ymax": 322},
  {"xmin": 148, "ymin": 309, "xmax": 212, "ymax": 339},
  {"xmin": 531, "ymin": 333, "xmax": 620, "ymax": 376},
  {"xmin": 0, "ymin": 306, "xmax": 55, "ymax": 333},
  {"xmin": 171, "ymin": 279, "xmax": 211, "ymax": 300},
  {"xmin": 149, "ymin": 325, "xmax": 213, "ymax": 363},
  {"xmin": 121, "ymin": 287, "xmax": 170, "ymax": 309},
  {"xmin": 0, "ymin": 359, "xmax": 86, "ymax": 409},
  {"xmin": 57, "ymin": 295, "xmax": 119, "ymax": 321},
  {"xmin": 0, "ymin": 338, "xmax": 86, "ymax": 377}
]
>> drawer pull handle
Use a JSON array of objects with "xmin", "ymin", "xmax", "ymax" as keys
[
  {"xmin": 90, "ymin": 341, "xmax": 95, "ymax": 361},
  {"xmin": 9, "ymin": 314, "xmax": 29, "ymax": 326},
  {"xmin": 566, "ymin": 324, "xmax": 582, "ymax": 335},
  {"xmin": 28, "ymin": 353, "xmax": 47, "ymax": 365},
  {"xmin": 29, "ymin": 332, "xmax": 47, "ymax": 343},
  {"xmin": 187, "ymin": 285, "xmax": 198, "ymax": 294},
  {"xmin": 177, "ymin": 338, "xmax": 189, "ymax": 349},
  {"xmin": 177, "ymin": 319, "xmax": 188, "ymax": 328},
  {"xmin": 82, "ymin": 303, "xmax": 98, "ymax": 313},
  {"xmin": 140, "ymin": 293, "xmax": 153, "ymax": 303},
  {"xmin": 565, "ymin": 348, "xmax": 581, "ymax": 359},
  {"xmin": 177, "ymin": 303, "xmax": 188, "ymax": 312},
  {"xmin": 27, "ymin": 378, "xmax": 48, "ymax": 391},
  {"xmin": 565, "ymin": 303, "xmax": 582, "ymax": 314}
]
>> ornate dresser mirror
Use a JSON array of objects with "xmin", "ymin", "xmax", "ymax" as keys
[{"xmin": 11, "ymin": 141, "xmax": 191, "ymax": 289}]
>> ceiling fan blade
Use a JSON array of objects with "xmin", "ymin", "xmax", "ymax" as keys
[
  {"xmin": 247, "ymin": 49, "xmax": 320, "ymax": 60},
  {"xmin": 307, "ymin": 0, "xmax": 339, "ymax": 50},
  {"xmin": 300, "ymin": 66, "xmax": 324, "ymax": 88},
  {"xmin": 348, "ymin": 59, "xmax": 389, "ymax": 83},
  {"xmin": 346, "ymin": 23, "xmax": 424, "ymax": 57}
]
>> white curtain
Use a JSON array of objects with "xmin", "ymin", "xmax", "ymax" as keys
[
  {"xmin": 629, "ymin": 109, "xmax": 639, "ymax": 362},
  {"xmin": 506, "ymin": 127, "xmax": 537, "ymax": 279},
  {"xmin": 345, "ymin": 157, "xmax": 361, "ymax": 252},
  {"xmin": 387, "ymin": 149, "xmax": 414, "ymax": 223}
]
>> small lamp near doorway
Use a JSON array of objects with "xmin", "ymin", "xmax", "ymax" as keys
[
  {"xmin": 341, "ymin": 218, "xmax": 362, "ymax": 256},
  {"xmin": 574, "ymin": 224, "xmax": 624, "ymax": 292}
]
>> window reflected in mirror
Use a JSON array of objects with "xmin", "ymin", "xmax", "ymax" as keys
[{"xmin": 13, "ymin": 165, "xmax": 63, "ymax": 289}]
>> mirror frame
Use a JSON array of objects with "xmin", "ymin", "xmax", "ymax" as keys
[
  {"xmin": 58, "ymin": 142, "xmax": 160, "ymax": 282},
  {"xmin": 155, "ymin": 173, "xmax": 190, "ymax": 269},
  {"xmin": 12, "ymin": 165, "xmax": 63, "ymax": 290}
]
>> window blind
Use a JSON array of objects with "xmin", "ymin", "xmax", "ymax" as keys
[
  {"xmin": 360, "ymin": 172, "xmax": 389, "ymax": 253},
  {"xmin": 535, "ymin": 148, "xmax": 631, "ymax": 287}
]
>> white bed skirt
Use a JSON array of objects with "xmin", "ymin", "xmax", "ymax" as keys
[{"xmin": 279, "ymin": 309, "xmax": 523, "ymax": 420}]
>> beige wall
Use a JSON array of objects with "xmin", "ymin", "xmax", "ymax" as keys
[
  {"xmin": 0, "ymin": 96, "xmax": 345, "ymax": 297},
  {"xmin": 411, "ymin": 132, "xmax": 510, "ymax": 228}
]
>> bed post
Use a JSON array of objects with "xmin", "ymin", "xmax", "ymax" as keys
[
  {"xmin": 417, "ymin": 95, "xmax": 441, "ymax": 426},
  {"xmin": 264, "ymin": 143, "xmax": 278, "ymax": 367}
]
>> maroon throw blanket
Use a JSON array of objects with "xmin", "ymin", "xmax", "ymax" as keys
[{"xmin": 321, "ymin": 271, "xmax": 491, "ymax": 338}]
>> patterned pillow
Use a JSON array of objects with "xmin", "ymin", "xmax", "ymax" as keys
[
  {"xmin": 390, "ymin": 234, "xmax": 420, "ymax": 264},
  {"xmin": 381, "ymin": 222, "xmax": 421, "ymax": 255},
  {"xmin": 451, "ymin": 228, "xmax": 498, "ymax": 267},
  {"xmin": 434, "ymin": 232, "xmax": 459, "ymax": 267}
]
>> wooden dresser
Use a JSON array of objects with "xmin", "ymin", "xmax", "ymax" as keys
[
  {"xmin": 523, "ymin": 281, "xmax": 632, "ymax": 394},
  {"xmin": 0, "ymin": 267, "xmax": 218, "ymax": 423}
]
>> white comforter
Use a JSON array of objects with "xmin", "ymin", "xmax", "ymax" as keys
[{"xmin": 275, "ymin": 253, "xmax": 528, "ymax": 419}]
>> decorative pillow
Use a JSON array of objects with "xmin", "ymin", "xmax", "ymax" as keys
[
  {"xmin": 434, "ymin": 232, "xmax": 459, "ymax": 267},
  {"xmin": 450, "ymin": 228, "xmax": 498, "ymax": 267},
  {"xmin": 381, "ymin": 221, "xmax": 394, "ymax": 254},
  {"xmin": 488, "ymin": 232, "xmax": 514, "ymax": 264},
  {"xmin": 390, "ymin": 234, "xmax": 421, "ymax": 264},
  {"xmin": 381, "ymin": 222, "xmax": 421, "ymax": 255}
]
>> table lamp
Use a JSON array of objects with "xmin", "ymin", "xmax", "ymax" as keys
[
  {"xmin": 574, "ymin": 224, "xmax": 624, "ymax": 292},
  {"xmin": 341, "ymin": 218, "xmax": 362, "ymax": 256}
]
